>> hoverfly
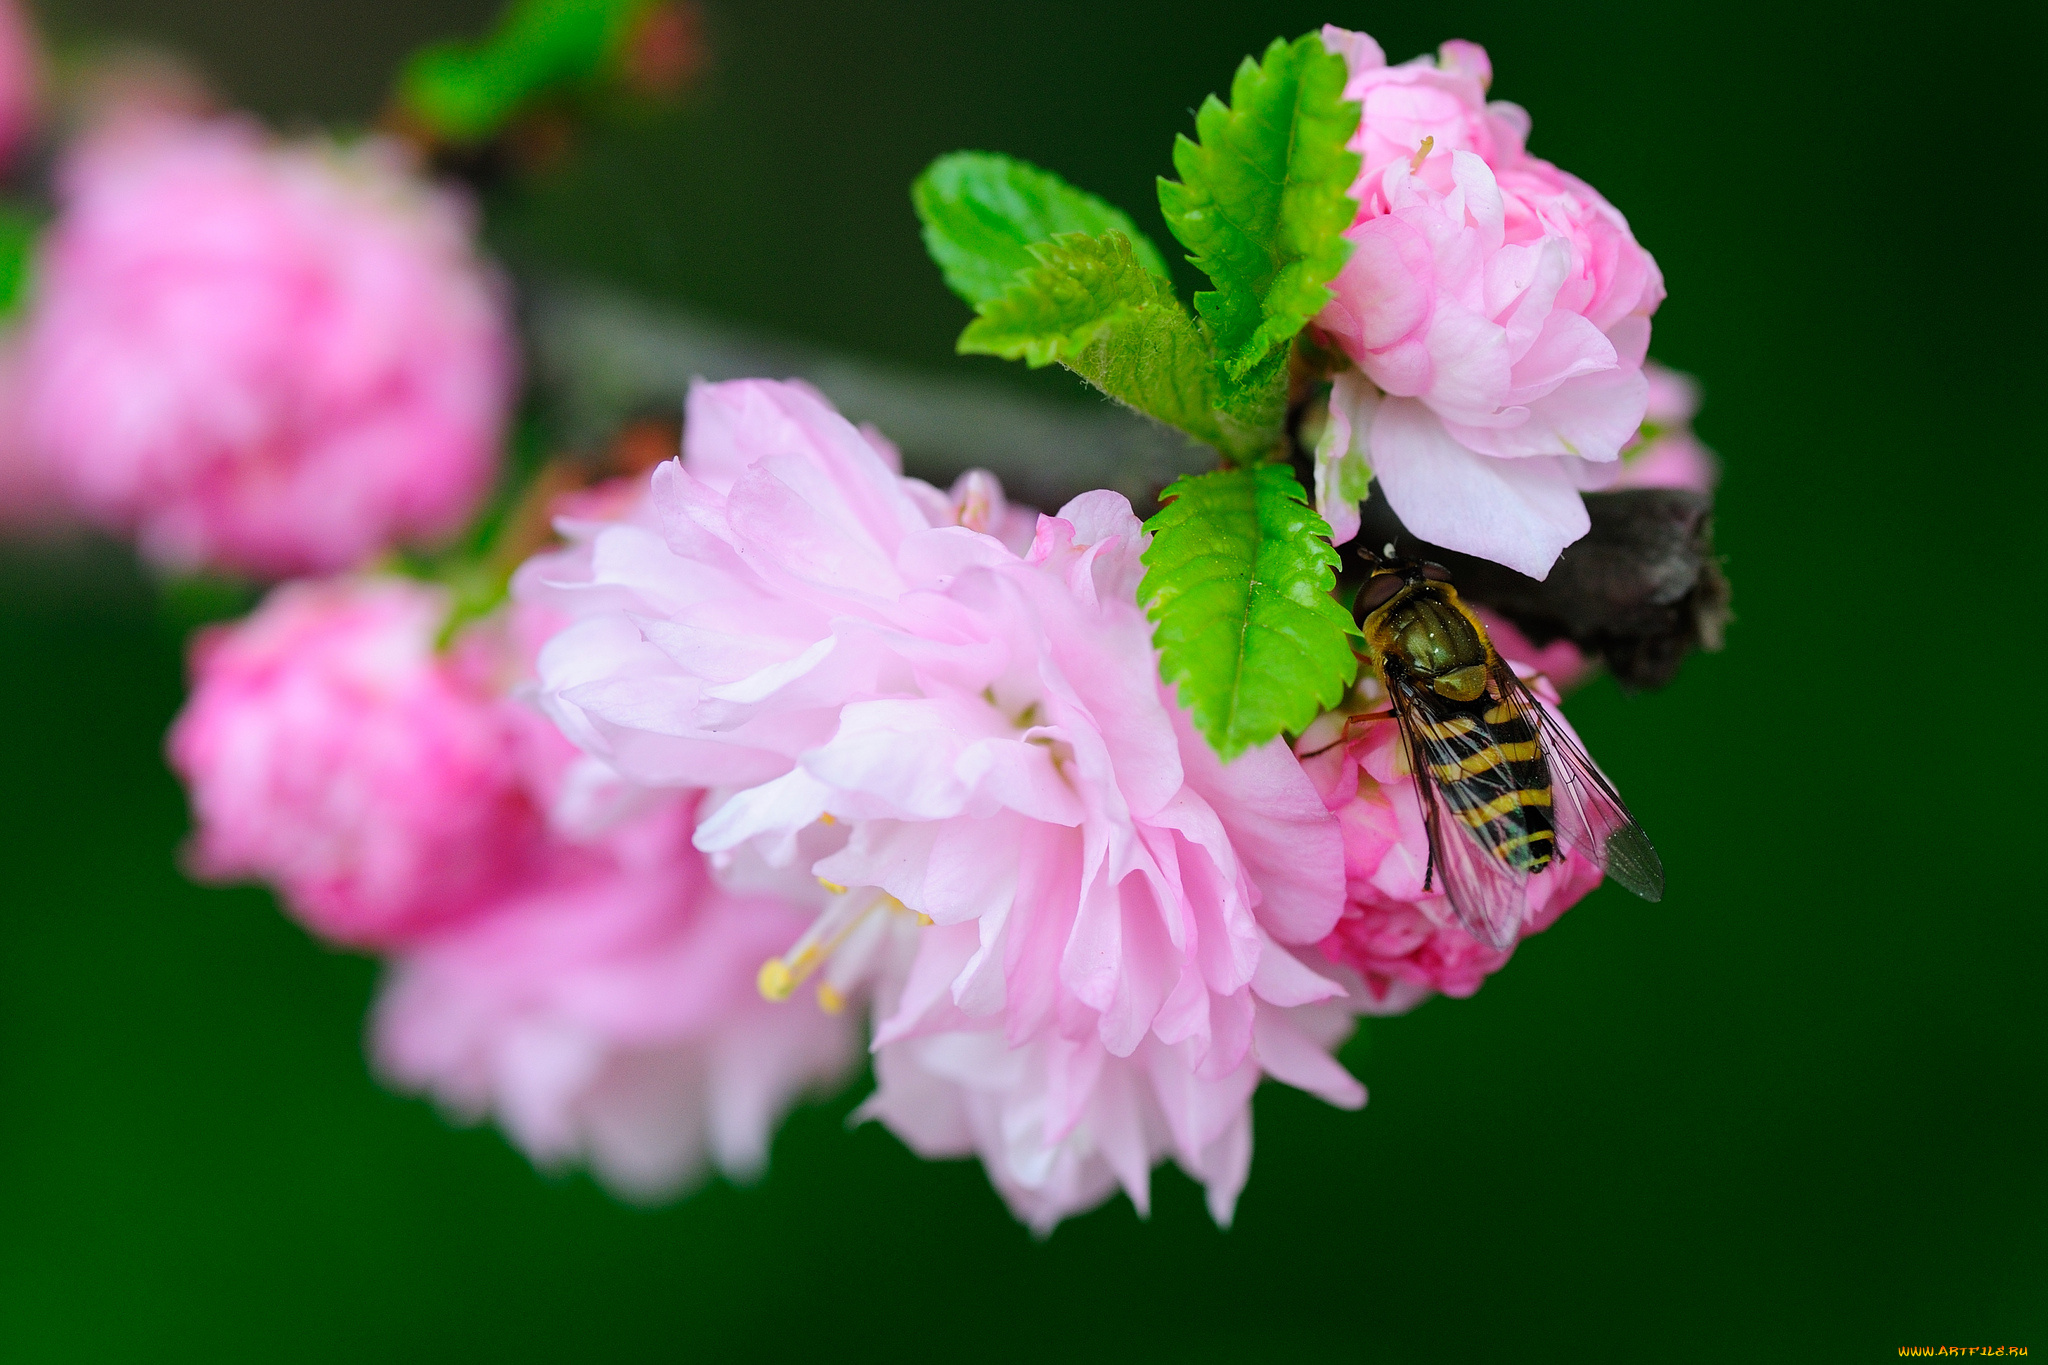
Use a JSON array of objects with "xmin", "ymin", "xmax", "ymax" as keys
[{"xmin": 1346, "ymin": 546, "xmax": 1663, "ymax": 949}]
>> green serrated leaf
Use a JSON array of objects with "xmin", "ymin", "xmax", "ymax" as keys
[
  {"xmin": 914, "ymin": 152, "xmax": 1172, "ymax": 309},
  {"xmin": 1157, "ymin": 33, "xmax": 1360, "ymax": 381},
  {"xmin": 1141, "ymin": 463, "xmax": 1359, "ymax": 760},
  {"xmin": 958, "ymin": 230, "xmax": 1233, "ymax": 454}
]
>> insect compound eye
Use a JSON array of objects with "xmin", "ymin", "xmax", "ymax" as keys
[
  {"xmin": 1355, "ymin": 573, "xmax": 1404, "ymax": 615},
  {"xmin": 1421, "ymin": 562, "xmax": 1454, "ymax": 583}
]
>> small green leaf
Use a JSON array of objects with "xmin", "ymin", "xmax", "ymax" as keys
[
  {"xmin": 914, "ymin": 152, "xmax": 1172, "ymax": 308},
  {"xmin": 1157, "ymin": 33, "xmax": 1360, "ymax": 381},
  {"xmin": 1141, "ymin": 463, "xmax": 1359, "ymax": 760},
  {"xmin": 1211, "ymin": 345, "xmax": 1289, "ymax": 465},
  {"xmin": 399, "ymin": 0, "xmax": 650, "ymax": 142},
  {"xmin": 0, "ymin": 203, "xmax": 40, "ymax": 321},
  {"xmin": 958, "ymin": 230, "xmax": 1238, "ymax": 455}
]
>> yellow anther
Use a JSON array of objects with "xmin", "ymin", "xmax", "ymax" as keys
[
  {"xmin": 916, "ymin": 913, "xmax": 934, "ymax": 927},
  {"xmin": 818, "ymin": 812, "xmax": 837, "ymax": 825},
  {"xmin": 762, "ymin": 892, "xmax": 883, "ymax": 1005},
  {"xmin": 815, "ymin": 981, "xmax": 846, "ymax": 1014},
  {"xmin": 757, "ymin": 958, "xmax": 796, "ymax": 1002},
  {"xmin": 1409, "ymin": 135, "xmax": 1435, "ymax": 172}
]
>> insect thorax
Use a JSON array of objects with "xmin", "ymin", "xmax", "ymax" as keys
[{"xmin": 1366, "ymin": 585, "xmax": 1491, "ymax": 688}]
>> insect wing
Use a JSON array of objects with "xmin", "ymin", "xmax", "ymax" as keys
[
  {"xmin": 1493, "ymin": 662, "xmax": 1665, "ymax": 903},
  {"xmin": 1388, "ymin": 677, "xmax": 1531, "ymax": 950}
]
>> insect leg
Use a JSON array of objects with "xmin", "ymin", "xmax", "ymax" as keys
[{"xmin": 1296, "ymin": 710, "xmax": 1395, "ymax": 759}]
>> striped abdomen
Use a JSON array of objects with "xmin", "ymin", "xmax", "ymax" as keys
[{"xmin": 1419, "ymin": 699, "xmax": 1558, "ymax": 875}]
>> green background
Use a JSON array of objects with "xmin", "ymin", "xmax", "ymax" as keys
[{"xmin": 4, "ymin": 1, "xmax": 2039, "ymax": 1359}]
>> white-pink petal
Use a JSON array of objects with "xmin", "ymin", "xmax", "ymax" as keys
[{"xmin": 1370, "ymin": 396, "xmax": 1592, "ymax": 579}]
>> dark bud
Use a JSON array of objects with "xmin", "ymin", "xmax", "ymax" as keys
[{"xmin": 1356, "ymin": 488, "xmax": 1729, "ymax": 691}]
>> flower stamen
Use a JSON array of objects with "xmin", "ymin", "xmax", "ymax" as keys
[{"xmin": 758, "ymin": 887, "xmax": 913, "ymax": 1002}]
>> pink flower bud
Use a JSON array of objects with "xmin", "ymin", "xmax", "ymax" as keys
[
  {"xmin": 1613, "ymin": 361, "xmax": 1720, "ymax": 493},
  {"xmin": 25, "ymin": 117, "xmax": 515, "ymax": 576},
  {"xmin": 168, "ymin": 577, "xmax": 548, "ymax": 947}
]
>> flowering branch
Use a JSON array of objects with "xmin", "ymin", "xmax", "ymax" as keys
[
  {"xmin": 28, "ymin": 0, "xmax": 1727, "ymax": 1234},
  {"xmin": 524, "ymin": 278, "xmax": 1724, "ymax": 690}
]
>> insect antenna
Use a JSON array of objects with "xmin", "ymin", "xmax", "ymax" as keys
[
  {"xmin": 1357, "ymin": 539, "xmax": 1424, "ymax": 577},
  {"xmin": 1356, "ymin": 540, "xmax": 1401, "ymax": 574}
]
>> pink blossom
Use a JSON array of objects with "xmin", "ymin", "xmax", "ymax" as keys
[
  {"xmin": 1314, "ymin": 29, "xmax": 1663, "ymax": 580},
  {"xmin": 372, "ymin": 795, "xmax": 859, "ymax": 1201},
  {"xmin": 1614, "ymin": 361, "xmax": 1719, "ymax": 493},
  {"xmin": 168, "ymin": 576, "xmax": 550, "ymax": 948},
  {"xmin": 24, "ymin": 116, "xmax": 514, "ymax": 576},
  {"xmin": 1298, "ymin": 652, "xmax": 1606, "ymax": 1008},
  {"xmin": 522, "ymin": 378, "xmax": 1368, "ymax": 1225}
]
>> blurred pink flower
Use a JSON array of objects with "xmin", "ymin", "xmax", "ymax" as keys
[
  {"xmin": 1314, "ymin": 29, "xmax": 1664, "ymax": 580},
  {"xmin": 372, "ymin": 795, "xmax": 860, "ymax": 1202},
  {"xmin": 0, "ymin": 335, "xmax": 70, "ymax": 531},
  {"xmin": 24, "ymin": 116, "xmax": 514, "ymax": 576},
  {"xmin": 168, "ymin": 576, "xmax": 550, "ymax": 948},
  {"xmin": 1614, "ymin": 361, "xmax": 1719, "ymax": 493},
  {"xmin": 522, "ymin": 379, "xmax": 1370, "ymax": 1226},
  {"xmin": 0, "ymin": 0, "xmax": 40, "ymax": 171},
  {"xmin": 167, "ymin": 463, "xmax": 866, "ymax": 1198},
  {"xmin": 1297, "ymin": 654, "xmax": 1606, "ymax": 1009}
]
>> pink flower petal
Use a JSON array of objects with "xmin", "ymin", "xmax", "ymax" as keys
[{"xmin": 1369, "ymin": 396, "xmax": 1590, "ymax": 578}]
